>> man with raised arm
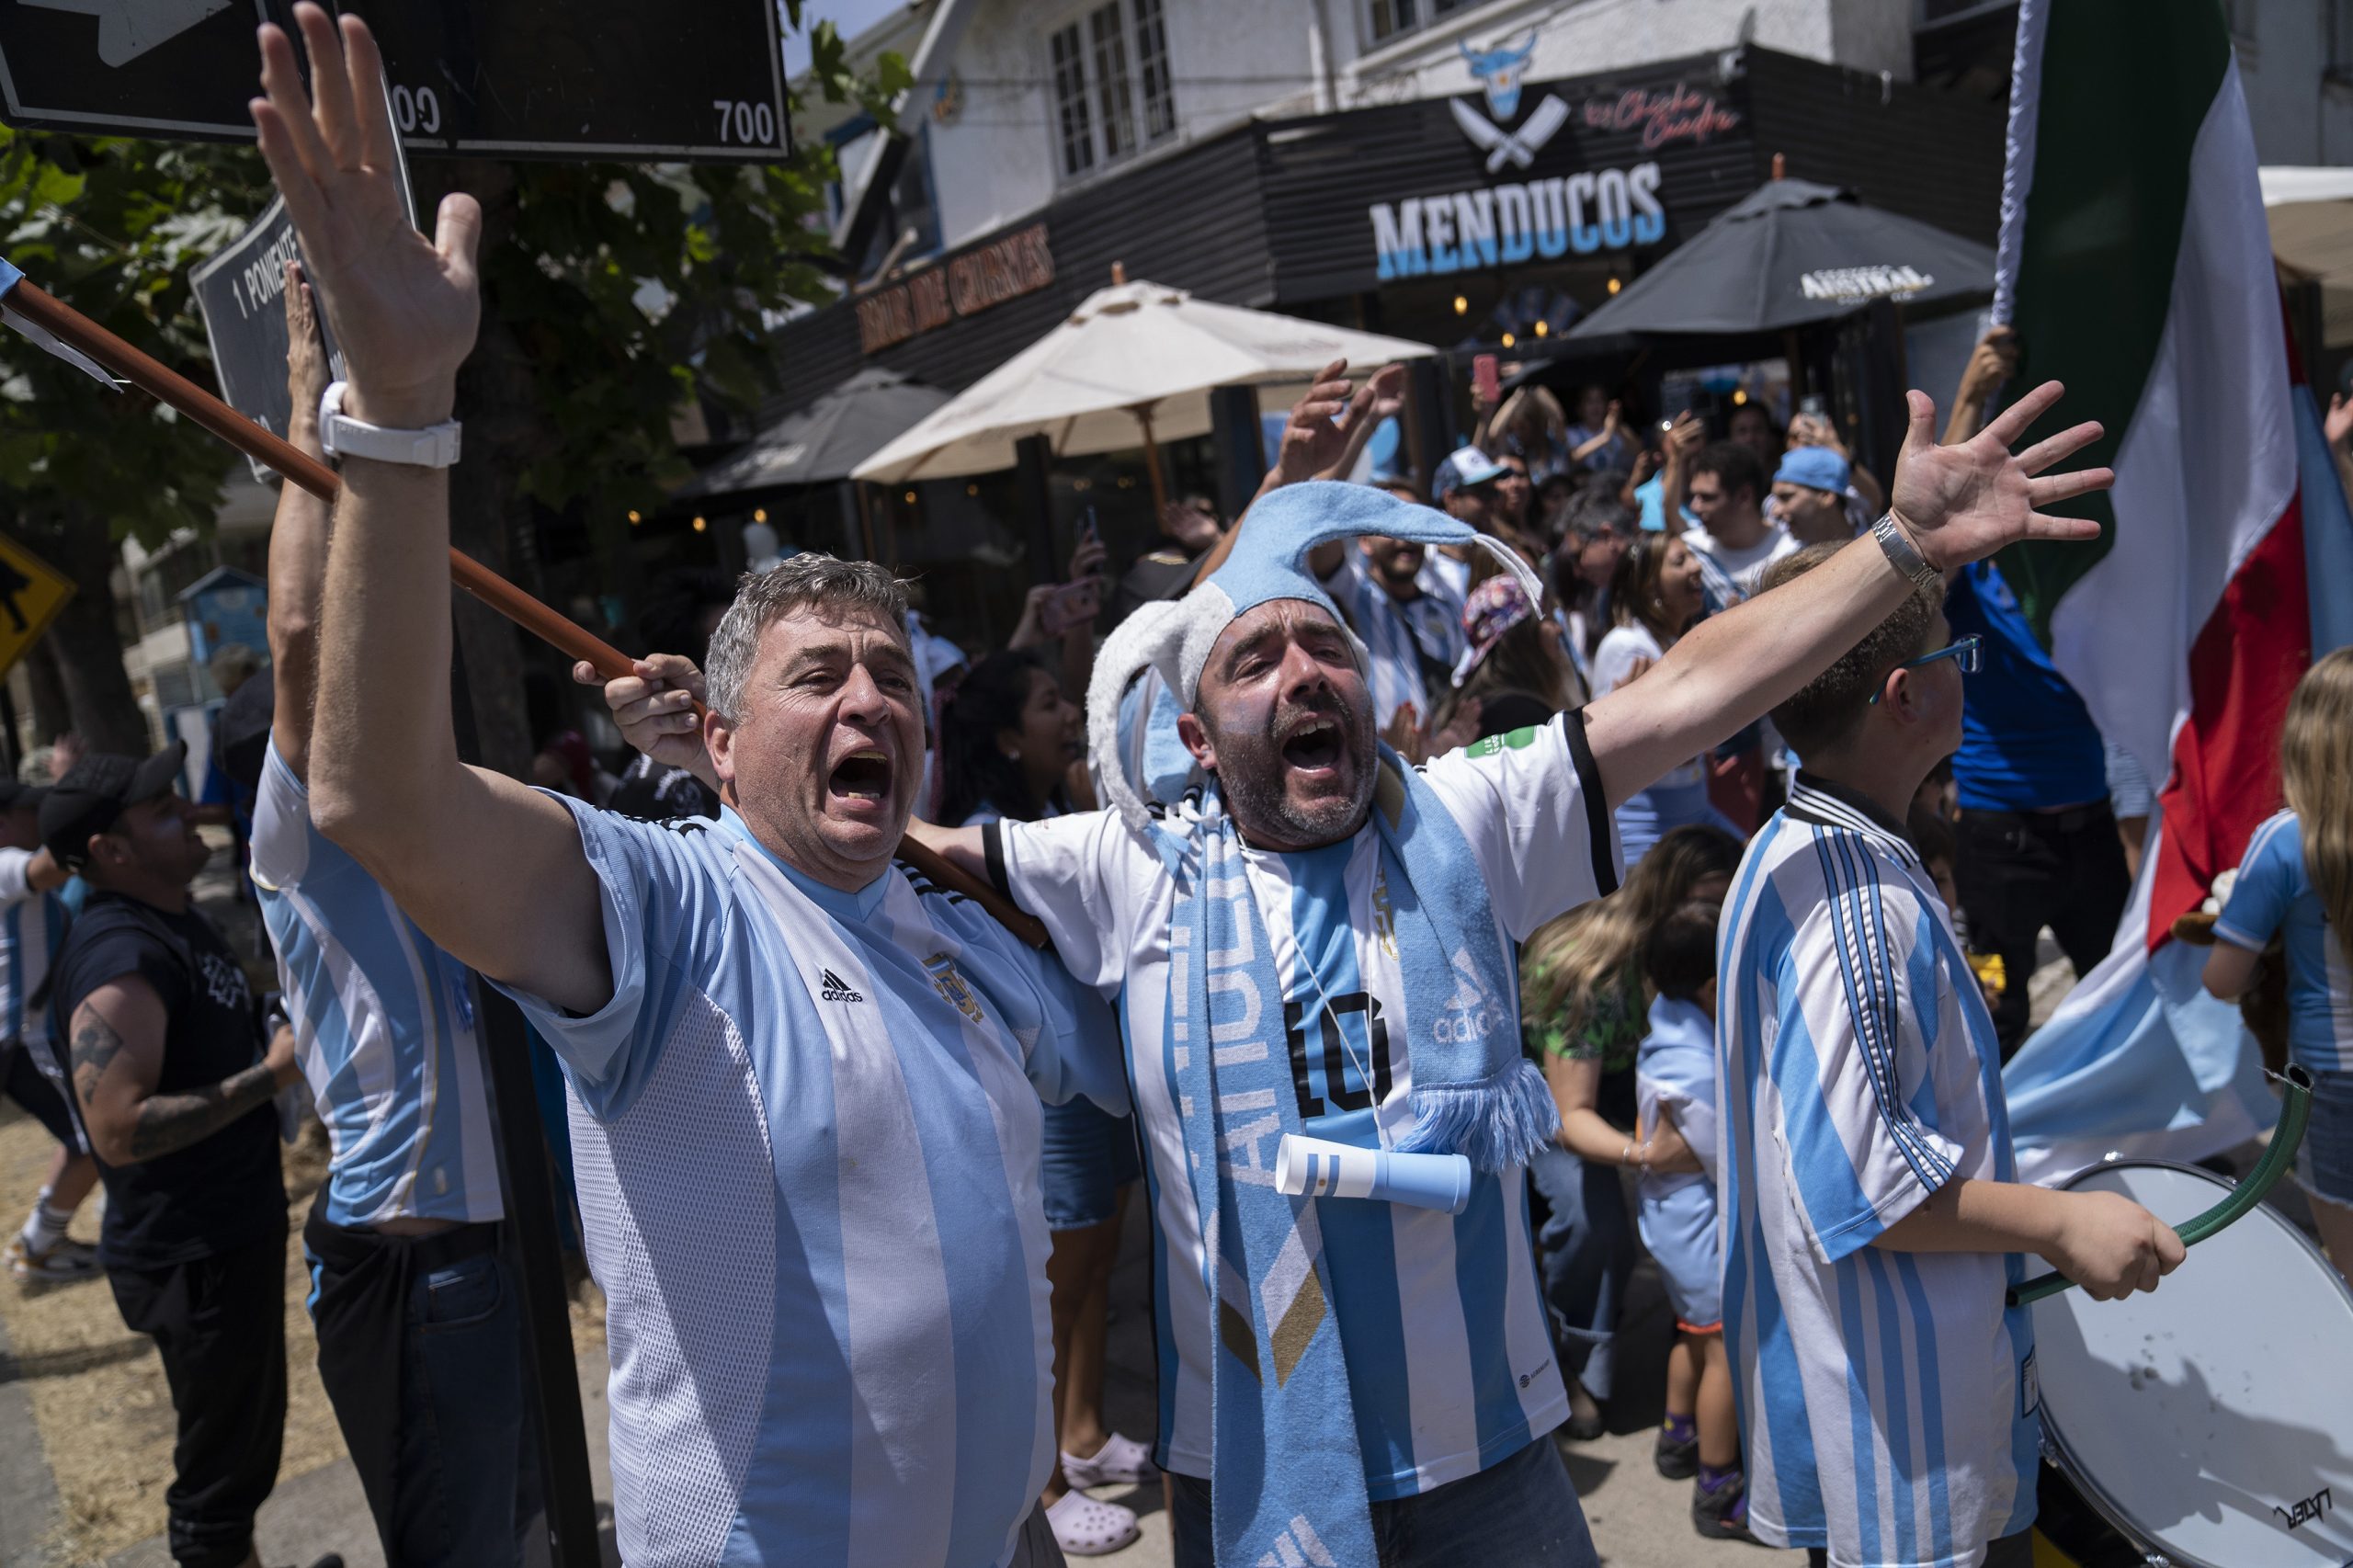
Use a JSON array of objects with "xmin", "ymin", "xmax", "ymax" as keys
[
  {"xmin": 250, "ymin": 11, "xmax": 1120, "ymax": 1566},
  {"xmin": 607, "ymin": 389, "xmax": 2121, "ymax": 1565},
  {"xmin": 247, "ymin": 258, "xmax": 540, "ymax": 1564}
]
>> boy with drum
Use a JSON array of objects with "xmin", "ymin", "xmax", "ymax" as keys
[{"xmin": 1717, "ymin": 540, "xmax": 2186, "ymax": 1568}]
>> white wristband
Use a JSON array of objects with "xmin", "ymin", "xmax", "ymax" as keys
[{"xmin": 317, "ymin": 381, "xmax": 462, "ymax": 469}]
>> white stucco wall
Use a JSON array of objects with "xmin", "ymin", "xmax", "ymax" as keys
[
  {"xmin": 864, "ymin": 0, "xmax": 1915, "ymax": 256},
  {"xmin": 2232, "ymin": 0, "xmax": 2353, "ymax": 167}
]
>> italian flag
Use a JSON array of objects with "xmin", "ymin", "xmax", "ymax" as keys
[{"xmin": 1992, "ymin": 0, "xmax": 2353, "ymax": 1180}]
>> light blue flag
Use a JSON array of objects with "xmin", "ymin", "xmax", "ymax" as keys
[
  {"xmin": 0, "ymin": 254, "xmax": 122, "ymax": 389},
  {"xmin": 2002, "ymin": 853, "xmax": 2276, "ymax": 1186}
]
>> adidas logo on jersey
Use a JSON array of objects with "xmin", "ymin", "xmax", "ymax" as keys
[{"xmin": 818, "ymin": 967, "xmax": 866, "ymax": 1003}]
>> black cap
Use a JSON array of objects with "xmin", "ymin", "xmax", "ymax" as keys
[{"xmin": 40, "ymin": 743, "xmax": 188, "ymax": 870}]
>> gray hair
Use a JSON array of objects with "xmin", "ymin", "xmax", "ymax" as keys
[{"xmin": 702, "ymin": 554, "xmax": 911, "ymax": 722}]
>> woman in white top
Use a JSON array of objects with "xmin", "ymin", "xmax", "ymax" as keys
[{"xmin": 1589, "ymin": 531, "xmax": 1744, "ymax": 866}]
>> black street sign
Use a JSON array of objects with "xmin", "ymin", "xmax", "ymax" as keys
[
  {"xmin": 0, "ymin": 0, "xmax": 790, "ymax": 163},
  {"xmin": 188, "ymin": 195, "xmax": 345, "ymax": 483}
]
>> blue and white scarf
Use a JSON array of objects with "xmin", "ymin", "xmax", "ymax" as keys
[
  {"xmin": 1083, "ymin": 483, "xmax": 1559, "ymax": 1562},
  {"xmin": 1163, "ymin": 753, "xmax": 1548, "ymax": 1566}
]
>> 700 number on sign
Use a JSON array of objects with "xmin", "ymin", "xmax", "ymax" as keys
[{"xmin": 713, "ymin": 99, "xmax": 779, "ymax": 147}]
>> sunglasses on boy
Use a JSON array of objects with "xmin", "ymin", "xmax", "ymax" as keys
[{"xmin": 1869, "ymin": 633, "xmax": 1983, "ymax": 705}]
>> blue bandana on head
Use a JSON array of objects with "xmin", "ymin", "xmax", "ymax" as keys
[{"xmin": 1085, "ymin": 483, "xmax": 1555, "ymax": 1567}]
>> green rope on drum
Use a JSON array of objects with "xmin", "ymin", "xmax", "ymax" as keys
[{"xmin": 2008, "ymin": 1065, "xmax": 2315, "ymax": 1308}]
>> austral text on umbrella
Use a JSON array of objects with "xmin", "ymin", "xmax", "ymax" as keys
[{"xmin": 1370, "ymin": 163, "xmax": 1666, "ymax": 280}]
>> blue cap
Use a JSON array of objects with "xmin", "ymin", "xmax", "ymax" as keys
[
  {"xmin": 1774, "ymin": 445, "xmax": 1850, "ymax": 494},
  {"xmin": 1432, "ymin": 445, "xmax": 1506, "ymax": 498},
  {"xmin": 1085, "ymin": 482, "xmax": 1540, "ymax": 828}
]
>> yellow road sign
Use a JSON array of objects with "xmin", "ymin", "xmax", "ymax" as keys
[{"xmin": 0, "ymin": 533, "xmax": 74, "ymax": 681}]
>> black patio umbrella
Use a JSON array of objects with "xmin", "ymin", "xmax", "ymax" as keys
[
  {"xmin": 680, "ymin": 366, "xmax": 950, "ymax": 498},
  {"xmin": 1567, "ymin": 177, "xmax": 1995, "ymax": 338}
]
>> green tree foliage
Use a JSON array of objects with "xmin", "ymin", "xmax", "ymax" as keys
[
  {"xmin": 0, "ymin": 5, "xmax": 906, "ymax": 760},
  {"xmin": 0, "ymin": 131, "xmax": 259, "ymax": 752},
  {"xmin": 0, "ymin": 131, "xmax": 255, "ymax": 544}
]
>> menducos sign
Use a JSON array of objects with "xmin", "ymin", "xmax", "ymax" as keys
[{"xmin": 1370, "ymin": 35, "xmax": 1666, "ymax": 281}]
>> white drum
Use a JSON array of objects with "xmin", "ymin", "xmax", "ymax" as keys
[{"xmin": 2032, "ymin": 1159, "xmax": 2353, "ymax": 1567}]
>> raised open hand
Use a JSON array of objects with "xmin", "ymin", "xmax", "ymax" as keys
[
  {"xmin": 2328, "ymin": 391, "xmax": 2353, "ymax": 451},
  {"xmin": 250, "ymin": 5, "xmax": 480, "ymax": 427},
  {"xmin": 280, "ymin": 259, "xmax": 330, "ymax": 455},
  {"xmin": 1888, "ymin": 381, "xmax": 2109, "ymax": 573},
  {"xmin": 1274, "ymin": 358, "xmax": 1355, "ymax": 485}
]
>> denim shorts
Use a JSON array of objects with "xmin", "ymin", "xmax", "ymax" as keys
[
  {"xmin": 1041, "ymin": 1095, "xmax": 1141, "ymax": 1231},
  {"xmin": 2295, "ymin": 1065, "xmax": 2353, "ymax": 1210}
]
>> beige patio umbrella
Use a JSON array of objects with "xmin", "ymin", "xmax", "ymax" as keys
[
  {"xmin": 850, "ymin": 268, "xmax": 1437, "ymax": 510},
  {"xmin": 2263, "ymin": 166, "xmax": 2353, "ymax": 349}
]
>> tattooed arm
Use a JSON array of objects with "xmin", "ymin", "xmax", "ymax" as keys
[{"xmin": 68, "ymin": 978, "xmax": 301, "ymax": 1166}]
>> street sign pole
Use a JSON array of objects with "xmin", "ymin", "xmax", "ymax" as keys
[{"xmin": 447, "ymin": 646, "xmax": 602, "ymax": 1568}]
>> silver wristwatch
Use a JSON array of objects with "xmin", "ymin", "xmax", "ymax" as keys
[
  {"xmin": 317, "ymin": 380, "xmax": 462, "ymax": 468},
  {"xmin": 1870, "ymin": 513, "xmax": 1943, "ymax": 594}
]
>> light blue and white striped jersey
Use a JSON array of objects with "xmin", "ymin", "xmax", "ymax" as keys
[
  {"xmin": 497, "ymin": 797, "xmax": 1127, "ymax": 1568},
  {"xmin": 0, "ymin": 846, "xmax": 66, "ymax": 1057},
  {"xmin": 1719, "ymin": 777, "xmax": 2038, "ymax": 1567},
  {"xmin": 994, "ymin": 713, "xmax": 1619, "ymax": 1499},
  {"xmin": 249, "ymin": 742, "xmax": 502, "ymax": 1228},
  {"xmin": 2216, "ymin": 810, "xmax": 2352, "ymax": 1073},
  {"xmin": 1321, "ymin": 551, "xmax": 1466, "ymax": 727}
]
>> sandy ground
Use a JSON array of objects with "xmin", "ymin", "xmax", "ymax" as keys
[{"xmin": 0, "ymin": 1107, "xmax": 346, "ymax": 1565}]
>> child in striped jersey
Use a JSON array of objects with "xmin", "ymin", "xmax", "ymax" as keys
[
  {"xmin": 1721, "ymin": 544, "xmax": 2184, "ymax": 1568},
  {"xmin": 1633, "ymin": 897, "xmax": 1755, "ymax": 1543},
  {"xmin": 2206, "ymin": 646, "xmax": 2353, "ymax": 1289}
]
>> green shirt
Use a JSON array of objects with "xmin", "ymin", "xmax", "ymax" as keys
[{"xmin": 1522, "ymin": 955, "xmax": 1645, "ymax": 1075}]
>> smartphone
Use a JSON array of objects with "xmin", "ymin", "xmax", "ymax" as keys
[
  {"xmin": 1799, "ymin": 393, "xmax": 1828, "ymax": 419},
  {"xmin": 1080, "ymin": 506, "xmax": 1099, "ymax": 547},
  {"xmin": 1472, "ymin": 353, "xmax": 1501, "ymax": 405}
]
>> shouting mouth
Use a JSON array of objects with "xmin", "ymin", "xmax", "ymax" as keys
[
  {"xmin": 828, "ymin": 747, "xmax": 893, "ymax": 811},
  {"xmin": 1279, "ymin": 719, "xmax": 1344, "ymax": 778}
]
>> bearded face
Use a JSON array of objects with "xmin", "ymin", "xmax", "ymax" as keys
[{"xmin": 1179, "ymin": 600, "xmax": 1378, "ymax": 851}]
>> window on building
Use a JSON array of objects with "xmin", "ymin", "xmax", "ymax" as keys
[
  {"xmin": 1367, "ymin": 0, "xmax": 1475, "ymax": 47},
  {"xmin": 1048, "ymin": 0, "xmax": 1176, "ymax": 180},
  {"xmin": 1050, "ymin": 23, "xmax": 1096, "ymax": 176},
  {"xmin": 1133, "ymin": 0, "xmax": 1175, "ymax": 142}
]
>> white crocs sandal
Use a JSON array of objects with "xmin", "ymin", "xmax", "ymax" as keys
[
  {"xmin": 1060, "ymin": 1431, "xmax": 1158, "ymax": 1489},
  {"xmin": 1046, "ymin": 1491, "xmax": 1140, "ymax": 1557}
]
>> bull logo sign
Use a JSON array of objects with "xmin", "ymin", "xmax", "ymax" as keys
[{"xmin": 1454, "ymin": 30, "xmax": 1568, "ymax": 172}]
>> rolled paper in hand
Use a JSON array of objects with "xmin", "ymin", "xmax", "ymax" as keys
[{"xmin": 1274, "ymin": 1133, "xmax": 1473, "ymax": 1216}]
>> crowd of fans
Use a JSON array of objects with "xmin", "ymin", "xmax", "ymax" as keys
[{"xmin": 0, "ymin": 253, "xmax": 2170, "ymax": 1568}]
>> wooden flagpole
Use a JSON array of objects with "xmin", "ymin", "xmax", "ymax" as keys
[{"xmin": 6, "ymin": 278, "xmax": 1043, "ymax": 946}]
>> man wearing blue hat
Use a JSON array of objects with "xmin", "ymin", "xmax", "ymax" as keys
[
  {"xmin": 1427, "ymin": 443, "xmax": 1508, "ymax": 600},
  {"xmin": 1773, "ymin": 445, "xmax": 1862, "ymax": 546},
  {"xmin": 865, "ymin": 369, "xmax": 2108, "ymax": 1565}
]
